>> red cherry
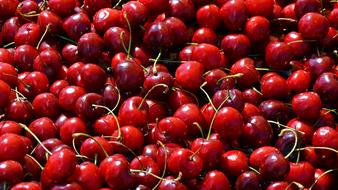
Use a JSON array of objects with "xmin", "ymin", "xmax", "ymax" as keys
[
  {"xmin": 58, "ymin": 86, "xmax": 86, "ymax": 113},
  {"xmin": 0, "ymin": 120, "xmax": 22, "ymax": 135},
  {"xmin": 196, "ymin": 4, "xmax": 221, "ymax": 30},
  {"xmin": 93, "ymin": 8, "xmax": 121, "ymax": 34},
  {"xmin": 221, "ymin": 150, "xmax": 248, "ymax": 178},
  {"xmin": 312, "ymin": 126, "xmax": 338, "ymax": 158},
  {"xmin": 44, "ymin": 148, "xmax": 77, "ymax": 182},
  {"xmin": 0, "ymin": 160, "xmax": 23, "ymax": 186},
  {"xmin": 32, "ymin": 92, "xmax": 60, "ymax": 119},
  {"xmin": 291, "ymin": 92, "xmax": 322, "ymax": 122},
  {"xmin": 164, "ymin": 17, "xmax": 189, "ymax": 45},
  {"xmin": 249, "ymin": 146, "xmax": 280, "ymax": 168},
  {"xmin": 155, "ymin": 117, "xmax": 188, "ymax": 143},
  {"xmin": 37, "ymin": 11, "xmax": 63, "ymax": 34},
  {"xmin": 298, "ymin": 12, "xmax": 329, "ymax": 40},
  {"xmin": 313, "ymin": 72, "xmax": 338, "ymax": 104},
  {"xmin": 75, "ymin": 93, "xmax": 105, "ymax": 120},
  {"xmin": 266, "ymin": 181, "xmax": 296, "ymax": 190},
  {"xmin": 0, "ymin": 133, "xmax": 27, "ymax": 162},
  {"xmin": 285, "ymin": 162, "xmax": 315, "ymax": 188},
  {"xmin": 244, "ymin": 16, "xmax": 270, "ymax": 43},
  {"xmin": 212, "ymin": 89, "xmax": 245, "ymax": 111},
  {"xmin": 33, "ymin": 49, "xmax": 62, "ymax": 79},
  {"xmin": 295, "ymin": 0, "xmax": 321, "ymax": 18},
  {"xmin": 121, "ymin": 1, "xmax": 148, "ymax": 27},
  {"xmin": 1, "ymin": 17, "xmax": 21, "ymax": 44},
  {"xmin": 27, "ymin": 117, "xmax": 57, "ymax": 141},
  {"xmin": 0, "ymin": 63, "xmax": 17, "ymax": 89},
  {"xmin": 168, "ymin": 148, "xmax": 203, "ymax": 179},
  {"xmin": 60, "ymin": 117, "xmax": 87, "ymax": 145},
  {"xmin": 287, "ymin": 70, "xmax": 311, "ymax": 94},
  {"xmin": 265, "ymin": 41, "xmax": 293, "ymax": 69},
  {"xmin": 130, "ymin": 155, "xmax": 160, "ymax": 187},
  {"xmin": 92, "ymin": 114, "xmax": 118, "ymax": 136},
  {"xmin": 221, "ymin": 34, "xmax": 252, "ymax": 62},
  {"xmin": 168, "ymin": 0, "xmax": 195, "ymax": 22},
  {"xmin": 261, "ymin": 72, "xmax": 290, "ymax": 100},
  {"xmin": 18, "ymin": 71, "xmax": 49, "ymax": 100},
  {"xmin": 139, "ymin": 0, "xmax": 169, "ymax": 15},
  {"xmin": 259, "ymin": 99, "xmax": 291, "ymax": 123},
  {"xmin": 220, "ymin": 0, "xmax": 248, "ymax": 32},
  {"xmin": 235, "ymin": 171, "xmax": 261, "ymax": 190},
  {"xmin": 158, "ymin": 175, "xmax": 188, "ymax": 190},
  {"xmin": 245, "ymin": 0, "xmax": 274, "ymax": 18},
  {"xmin": 78, "ymin": 63, "xmax": 107, "ymax": 92},
  {"xmin": 83, "ymin": 0, "xmax": 112, "ymax": 17},
  {"xmin": 242, "ymin": 88, "xmax": 263, "ymax": 106},
  {"xmin": 11, "ymin": 182, "xmax": 42, "ymax": 190},
  {"xmin": 175, "ymin": 61, "xmax": 204, "ymax": 91},
  {"xmin": 312, "ymin": 168, "xmax": 333, "ymax": 190},
  {"xmin": 73, "ymin": 162, "xmax": 102, "ymax": 190},
  {"xmin": 14, "ymin": 45, "xmax": 39, "ymax": 71},
  {"xmin": 200, "ymin": 170, "xmax": 231, "ymax": 190},
  {"xmin": 6, "ymin": 99, "xmax": 33, "ymax": 123},
  {"xmin": 230, "ymin": 58, "xmax": 259, "ymax": 88},
  {"xmin": 191, "ymin": 43, "xmax": 227, "ymax": 71},
  {"xmin": 259, "ymin": 152, "xmax": 290, "ymax": 181},
  {"xmin": 50, "ymin": 182, "xmax": 83, "ymax": 190},
  {"xmin": 63, "ymin": 13, "xmax": 91, "ymax": 41},
  {"xmin": 48, "ymin": 0, "xmax": 77, "ymax": 17},
  {"xmin": 0, "ymin": 80, "xmax": 11, "ymax": 108},
  {"xmin": 192, "ymin": 27, "xmax": 218, "ymax": 45},
  {"xmin": 14, "ymin": 23, "xmax": 41, "ymax": 47},
  {"xmin": 0, "ymin": 48, "xmax": 14, "ymax": 65},
  {"xmin": 77, "ymin": 33, "xmax": 104, "ymax": 61},
  {"xmin": 143, "ymin": 21, "xmax": 174, "ymax": 50},
  {"xmin": 118, "ymin": 96, "xmax": 149, "ymax": 128}
]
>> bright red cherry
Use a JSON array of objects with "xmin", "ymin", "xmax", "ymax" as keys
[
  {"xmin": 298, "ymin": 12, "xmax": 329, "ymax": 40},
  {"xmin": 291, "ymin": 92, "xmax": 322, "ymax": 122}
]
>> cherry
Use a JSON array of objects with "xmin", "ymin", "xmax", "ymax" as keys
[
  {"xmin": 60, "ymin": 117, "xmax": 87, "ymax": 146},
  {"xmin": 22, "ymin": 154, "xmax": 42, "ymax": 180},
  {"xmin": 287, "ymin": 70, "xmax": 311, "ymax": 94},
  {"xmin": 0, "ymin": 80, "xmax": 11, "ymax": 108},
  {"xmin": 18, "ymin": 71, "xmax": 49, "ymax": 100},
  {"xmin": 158, "ymin": 175, "xmax": 188, "ymax": 190},
  {"xmin": 122, "ymin": 1, "xmax": 148, "ymax": 27},
  {"xmin": 220, "ymin": 0, "xmax": 248, "ymax": 32},
  {"xmin": 33, "ymin": 138, "xmax": 63, "ymax": 162},
  {"xmin": 221, "ymin": 34, "xmax": 252, "ymax": 62},
  {"xmin": 0, "ymin": 160, "xmax": 23, "ymax": 186},
  {"xmin": 191, "ymin": 43, "xmax": 227, "ymax": 71},
  {"xmin": 316, "ymin": 109, "xmax": 335, "ymax": 128},
  {"xmin": 173, "ymin": 103, "xmax": 206, "ymax": 137},
  {"xmin": 312, "ymin": 126, "xmax": 338, "ymax": 158},
  {"xmin": 99, "ymin": 154, "xmax": 135, "ymax": 189},
  {"xmin": 260, "ymin": 152, "xmax": 290, "ymax": 181},
  {"xmin": 78, "ymin": 63, "xmax": 107, "ymax": 92},
  {"xmin": 242, "ymin": 88, "xmax": 263, "ymax": 106},
  {"xmin": 285, "ymin": 162, "xmax": 315, "ymax": 188},
  {"xmin": 118, "ymin": 96, "xmax": 149, "ymax": 128},
  {"xmin": 175, "ymin": 61, "xmax": 204, "ymax": 91},
  {"xmin": 304, "ymin": 56, "xmax": 334, "ymax": 79},
  {"xmin": 168, "ymin": 148, "xmax": 203, "ymax": 179},
  {"xmin": 244, "ymin": 16, "xmax": 270, "ymax": 43},
  {"xmin": 240, "ymin": 115, "xmax": 273, "ymax": 148},
  {"xmin": 313, "ymin": 72, "xmax": 338, "ymax": 104},
  {"xmin": 11, "ymin": 182, "xmax": 42, "ymax": 190},
  {"xmin": 75, "ymin": 93, "xmax": 105, "ymax": 120},
  {"xmin": 0, "ymin": 0, "xmax": 19, "ymax": 19},
  {"xmin": 261, "ymin": 72, "xmax": 290, "ymax": 100},
  {"xmin": 79, "ymin": 135, "xmax": 113, "ymax": 161},
  {"xmin": 168, "ymin": 0, "xmax": 195, "ymax": 22},
  {"xmin": 1, "ymin": 17, "xmax": 21, "ymax": 44},
  {"xmin": 37, "ymin": 11, "xmax": 62, "ymax": 34},
  {"xmin": 14, "ymin": 45, "xmax": 39, "ymax": 71},
  {"xmin": 164, "ymin": 17, "xmax": 189, "ymax": 45},
  {"xmin": 230, "ymin": 58, "xmax": 260, "ymax": 88},
  {"xmin": 63, "ymin": 13, "xmax": 91, "ymax": 41},
  {"xmin": 143, "ymin": 72, "xmax": 174, "ymax": 100},
  {"xmin": 146, "ymin": 100, "xmax": 168, "ymax": 123},
  {"xmin": 265, "ymin": 41, "xmax": 293, "ymax": 69},
  {"xmin": 44, "ymin": 148, "xmax": 77, "ymax": 182},
  {"xmin": 78, "ymin": 33, "xmax": 104, "ymax": 61},
  {"xmin": 139, "ymin": 0, "xmax": 169, "ymax": 15},
  {"xmin": 143, "ymin": 21, "xmax": 174, "ymax": 50},
  {"xmin": 58, "ymin": 86, "xmax": 86, "ymax": 113},
  {"xmin": 50, "ymin": 182, "xmax": 83, "ymax": 190},
  {"xmin": 212, "ymin": 89, "xmax": 245, "ymax": 111},
  {"xmin": 312, "ymin": 168, "xmax": 334, "ymax": 190},
  {"xmin": 291, "ymin": 92, "xmax": 322, "ymax": 122},
  {"xmin": 196, "ymin": 4, "xmax": 220, "ymax": 30},
  {"xmin": 156, "ymin": 117, "xmax": 188, "ymax": 143},
  {"xmin": 190, "ymin": 138, "xmax": 225, "ymax": 170},
  {"xmin": 27, "ymin": 117, "xmax": 57, "ymax": 142},
  {"xmin": 294, "ymin": 0, "xmax": 321, "ymax": 18},
  {"xmin": 6, "ymin": 99, "xmax": 33, "ymax": 123},
  {"xmin": 235, "ymin": 171, "xmax": 261, "ymax": 190},
  {"xmin": 130, "ymin": 155, "xmax": 161, "ymax": 187},
  {"xmin": 192, "ymin": 27, "xmax": 218, "ymax": 45},
  {"xmin": 259, "ymin": 99, "xmax": 291, "ymax": 123},
  {"xmin": 266, "ymin": 181, "xmax": 296, "ymax": 190},
  {"xmin": 92, "ymin": 114, "xmax": 118, "ymax": 136},
  {"xmin": 14, "ymin": 23, "xmax": 41, "ymax": 47},
  {"xmin": 0, "ymin": 133, "xmax": 27, "ymax": 162},
  {"xmin": 200, "ymin": 170, "xmax": 230, "ymax": 190},
  {"xmin": 93, "ymin": 8, "xmax": 121, "ymax": 34},
  {"xmin": 245, "ymin": 0, "xmax": 274, "ymax": 18},
  {"xmin": 83, "ymin": 0, "xmax": 112, "ymax": 17},
  {"xmin": 220, "ymin": 150, "xmax": 248, "ymax": 178},
  {"xmin": 111, "ymin": 125, "xmax": 145, "ymax": 153},
  {"xmin": 0, "ymin": 120, "xmax": 22, "ymax": 135},
  {"xmin": 284, "ymin": 31, "xmax": 313, "ymax": 58},
  {"xmin": 213, "ymin": 106, "xmax": 244, "ymax": 140},
  {"xmin": 241, "ymin": 103, "xmax": 262, "ymax": 122},
  {"xmin": 249, "ymin": 146, "xmax": 280, "ymax": 168},
  {"xmin": 48, "ymin": 0, "xmax": 76, "ymax": 17},
  {"xmin": 33, "ymin": 49, "xmax": 62, "ymax": 79},
  {"xmin": 32, "ymin": 92, "xmax": 60, "ymax": 119},
  {"xmin": 168, "ymin": 88, "xmax": 197, "ymax": 111},
  {"xmin": 0, "ymin": 49, "xmax": 14, "ymax": 65},
  {"xmin": 113, "ymin": 59, "xmax": 145, "ymax": 92},
  {"xmin": 73, "ymin": 162, "xmax": 102, "ymax": 190},
  {"xmin": 104, "ymin": 27, "xmax": 130, "ymax": 53},
  {"xmin": 298, "ymin": 12, "xmax": 329, "ymax": 40}
]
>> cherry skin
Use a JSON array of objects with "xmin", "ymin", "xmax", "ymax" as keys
[
  {"xmin": 265, "ymin": 41, "xmax": 293, "ymax": 69},
  {"xmin": 99, "ymin": 155, "xmax": 135, "ymax": 190},
  {"xmin": 220, "ymin": 0, "xmax": 248, "ymax": 32},
  {"xmin": 168, "ymin": 148, "xmax": 203, "ymax": 179},
  {"xmin": 196, "ymin": 4, "xmax": 221, "ymax": 30},
  {"xmin": 213, "ymin": 106, "xmax": 244, "ymax": 141},
  {"xmin": 295, "ymin": 0, "xmax": 321, "ymax": 18},
  {"xmin": 11, "ymin": 182, "xmax": 42, "ymax": 190},
  {"xmin": 235, "ymin": 171, "xmax": 261, "ymax": 190},
  {"xmin": 27, "ymin": 117, "xmax": 57, "ymax": 141},
  {"xmin": 245, "ymin": 0, "xmax": 274, "ymax": 18},
  {"xmin": 287, "ymin": 70, "xmax": 311, "ymax": 94},
  {"xmin": 298, "ymin": 12, "xmax": 329, "ymax": 40},
  {"xmin": 313, "ymin": 72, "xmax": 338, "ymax": 103},
  {"xmin": 79, "ymin": 136, "xmax": 114, "ymax": 161},
  {"xmin": 191, "ymin": 43, "xmax": 227, "ymax": 71},
  {"xmin": 78, "ymin": 63, "xmax": 107, "ymax": 92},
  {"xmin": 143, "ymin": 21, "xmax": 174, "ymax": 50},
  {"xmin": 111, "ymin": 125, "xmax": 145, "ymax": 153},
  {"xmin": 32, "ymin": 92, "xmax": 60, "ymax": 119},
  {"xmin": 50, "ymin": 80, "xmax": 69, "ymax": 96},
  {"xmin": 143, "ymin": 71, "xmax": 174, "ymax": 100},
  {"xmin": 0, "ymin": 120, "xmax": 22, "ymax": 135},
  {"xmin": 14, "ymin": 23, "xmax": 41, "ymax": 47},
  {"xmin": 230, "ymin": 58, "xmax": 259, "ymax": 89},
  {"xmin": 168, "ymin": 0, "xmax": 195, "ymax": 22},
  {"xmin": 14, "ymin": 45, "xmax": 38, "ymax": 71},
  {"xmin": 18, "ymin": 71, "xmax": 49, "ymax": 100},
  {"xmin": 221, "ymin": 34, "xmax": 252, "ymax": 62},
  {"xmin": 130, "ymin": 155, "xmax": 161, "ymax": 187},
  {"xmin": 200, "ymin": 170, "xmax": 231, "ymax": 190},
  {"xmin": 0, "ymin": 49, "xmax": 14, "ymax": 65},
  {"xmin": 192, "ymin": 27, "xmax": 218, "ymax": 45},
  {"xmin": 220, "ymin": 150, "xmax": 248, "ymax": 178},
  {"xmin": 285, "ymin": 162, "xmax": 315, "ymax": 188},
  {"xmin": 260, "ymin": 72, "xmax": 290, "ymax": 100},
  {"xmin": 92, "ymin": 114, "xmax": 118, "ymax": 136},
  {"xmin": 73, "ymin": 162, "xmax": 102, "ymax": 190},
  {"xmin": 37, "ymin": 11, "xmax": 63, "ymax": 34},
  {"xmin": 249, "ymin": 146, "xmax": 280, "ymax": 168},
  {"xmin": 168, "ymin": 88, "xmax": 197, "ymax": 111},
  {"xmin": 242, "ymin": 88, "xmax": 263, "ymax": 106},
  {"xmin": 312, "ymin": 126, "xmax": 338, "ymax": 159},
  {"xmin": 164, "ymin": 17, "xmax": 189, "ymax": 45},
  {"xmin": 63, "ymin": 13, "xmax": 91, "ymax": 41},
  {"xmin": 0, "ymin": 80, "xmax": 11, "ymax": 108},
  {"xmin": 313, "ymin": 168, "xmax": 333, "ymax": 190},
  {"xmin": 0, "ymin": 133, "xmax": 27, "ymax": 162},
  {"xmin": 190, "ymin": 138, "xmax": 225, "ymax": 170},
  {"xmin": 175, "ymin": 61, "xmax": 204, "ymax": 92},
  {"xmin": 33, "ymin": 49, "xmax": 62, "ymax": 80},
  {"xmin": 6, "ymin": 99, "xmax": 33, "ymax": 123},
  {"xmin": 304, "ymin": 56, "xmax": 334, "ymax": 80},
  {"xmin": 60, "ymin": 117, "xmax": 87, "ymax": 146},
  {"xmin": 58, "ymin": 86, "xmax": 87, "ymax": 113},
  {"xmin": 33, "ymin": 138, "xmax": 63, "ymax": 162},
  {"xmin": 156, "ymin": 117, "xmax": 188, "ymax": 143},
  {"xmin": 50, "ymin": 182, "xmax": 84, "ymax": 190},
  {"xmin": 44, "ymin": 148, "xmax": 77, "ymax": 182},
  {"xmin": 266, "ymin": 181, "xmax": 296, "ymax": 190},
  {"xmin": 173, "ymin": 103, "xmax": 206, "ymax": 137},
  {"xmin": 93, "ymin": 8, "xmax": 121, "ymax": 34},
  {"xmin": 259, "ymin": 99, "xmax": 291, "ymax": 123},
  {"xmin": 212, "ymin": 89, "xmax": 245, "ymax": 111},
  {"xmin": 240, "ymin": 115, "xmax": 273, "ymax": 148},
  {"xmin": 158, "ymin": 176, "xmax": 188, "ymax": 190},
  {"xmin": 104, "ymin": 27, "xmax": 130, "ymax": 53},
  {"xmin": 1, "ymin": 17, "xmax": 21, "ymax": 44},
  {"xmin": 0, "ymin": 160, "xmax": 23, "ymax": 186},
  {"xmin": 121, "ymin": 1, "xmax": 148, "ymax": 27},
  {"xmin": 0, "ymin": 62, "xmax": 18, "ymax": 87},
  {"xmin": 146, "ymin": 100, "xmax": 168, "ymax": 123},
  {"xmin": 244, "ymin": 16, "xmax": 270, "ymax": 43},
  {"xmin": 241, "ymin": 103, "xmax": 262, "ymax": 122},
  {"xmin": 259, "ymin": 152, "xmax": 290, "ymax": 181},
  {"xmin": 75, "ymin": 93, "xmax": 105, "ymax": 120},
  {"xmin": 78, "ymin": 32, "xmax": 104, "ymax": 61},
  {"xmin": 291, "ymin": 92, "xmax": 322, "ymax": 122},
  {"xmin": 118, "ymin": 96, "xmax": 149, "ymax": 128}
]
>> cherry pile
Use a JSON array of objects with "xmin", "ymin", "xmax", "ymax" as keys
[{"xmin": 0, "ymin": 0, "xmax": 337, "ymax": 189}]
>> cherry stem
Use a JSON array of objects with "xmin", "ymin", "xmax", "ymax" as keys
[
  {"xmin": 172, "ymin": 87, "xmax": 200, "ymax": 107},
  {"xmin": 332, "ymin": 33, "xmax": 338, "ymax": 39},
  {"xmin": 287, "ymin": 40, "xmax": 316, "ymax": 45},
  {"xmin": 138, "ymin": 83, "xmax": 169, "ymax": 109},
  {"xmin": 285, "ymin": 181, "xmax": 304, "ymax": 190},
  {"xmin": 153, "ymin": 141, "xmax": 168, "ymax": 190},
  {"xmin": 72, "ymin": 133, "xmax": 110, "ymax": 158},
  {"xmin": 296, "ymin": 146, "xmax": 338, "ymax": 154},
  {"xmin": 18, "ymin": 123, "xmax": 52, "ymax": 156},
  {"xmin": 124, "ymin": 13, "xmax": 132, "ymax": 59},
  {"xmin": 26, "ymin": 154, "xmax": 44, "ymax": 170},
  {"xmin": 92, "ymin": 104, "xmax": 122, "ymax": 141},
  {"xmin": 200, "ymin": 82, "xmax": 216, "ymax": 111},
  {"xmin": 2, "ymin": 42, "xmax": 15, "ymax": 48},
  {"xmin": 193, "ymin": 122, "xmax": 205, "ymax": 139},
  {"xmin": 2, "ymin": 183, "xmax": 7, "ymax": 190},
  {"xmin": 71, "ymin": 137, "xmax": 93, "ymax": 162},
  {"xmin": 186, "ymin": 42, "xmax": 199, "ymax": 46},
  {"xmin": 54, "ymin": 34, "xmax": 77, "ymax": 45},
  {"xmin": 36, "ymin": 24, "xmax": 51, "ymax": 49},
  {"xmin": 252, "ymin": 87, "xmax": 263, "ymax": 96},
  {"xmin": 112, "ymin": 86, "xmax": 121, "ymax": 112},
  {"xmin": 17, "ymin": 10, "xmax": 40, "ymax": 17},
  {"xmin": 272, "ymin": 18, "xmax": 298, "ymax": 23},
  {"xmin": 120, "ymin": 32, "xmax": 129, "ymax": 56},
  {"xmin": 11, "ymin": 88, "xmax": 27, "ymax": 100},
  {"xmin": 309, "ymin": 168, "xmax": 338, "ymax": 190},
  {"xmin": 108, "ymin": 141, "xmax": 138, "ymax": 157},
  {"xmin": 248, "ymin": 166, "xmax": 261, "ymax": 174},
  {"xmin": 322, "ymin": 108, "xmax": 337, "ymax": 115},
  {"xmin": 267, "ymin": 120, "xmax": 305, "ymax": 135},
  {"xmin": 152, "ymin": 51, "xmax": 162, "ymax": 75},
  {"xmin": 279, "ymin": 129, "xmax": 298, "ymax": 159},
  {"xmin": 113, "ymin": 0, "xmax": 122, "ymax": 8},
  {"xmin": 217, "ymin": 73, "xmax": 244, "ymax": 84},
  {"xmin": 255, "ymin": 67, "xmax": 271, "ymax": 71}
]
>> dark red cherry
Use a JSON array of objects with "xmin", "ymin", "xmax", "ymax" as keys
[
  {"xmin": 164, "ymin": 17, "xmax": 189, "ymax": 45},
  {"xmin": 118, "ymin": 96, "xmax": 149, "ymax": 128},
  {"xmin": 143, "ymin": 21, "xmax": 174, "ymax": 50},
  {"xmin": 259, "ymin": 99, "xmax": 291, "ymax": 123},
  {"xmin": 0, "ymin": 120, "xmax": 22, "ymax": 135},
  {"xmin": 168, "ymin": 0, "xmax": 195, "ymax": 22},
  {"xmin": 241, "ymin": 103, "xmax": 262, "ymax": 122},
  {"xmin": 212, "ymin": 89, "xmax": 245, "ymax": 111},
  {"xmin": 266, "ymin": 181, "xmax": 296, "ymax": 190},
  {"xmin": 14, "ymin": 45, "xmax": 38, "ymax": 71},
  {"xmin": 50, "ymin": 182, "xmax": 83, "ymax": 190},
  {"xmin": 260, "ymin": 152, "xmax": 290, "ymax": 181},
  {"xmin": 130, "ymin": 155, "xmax": 160, "ymax": 187},
  {"xmin": 284, "ymin": 31, "xmax": 312, "ymax": 58},
  {"xmin": 18, "ymin": 71, "xmax": 49, "ymax": 100},
  {"xmin": 0, "ymin": 0, "xmax": 19, "ymax": 19},
  {"xmin": 93, "ymin": 8, "xmax": 121, "ymax": 34},
  {"xmin": 261, "ymin": 72, "xmax": 290, "ymax": 100},
  {"xmin": 244, "ymin": 16, "xmax": 270, "ymax": 43},
  {"xmin": 230, "ymin": 58, "xmax": 259, "ymax": 88},
  {"xmin": 33, "ymin": 49, "xmax": 62, "ymax": 79},
  {"xmin": 6, "ymin": 99, "xmax": 33, "ymax": 123},
  {"xmin": 242, "ymin": 88, "xmax": 263, "ymax": 106},
  {"xmin": 312, "ymin": 126, "xmax": 338, "ymax": 158},
  {"xmin": 304, "ymin": 56, "xmax": 334, "ymax": 79},
  {"xmin": 139, "ymin": 0, "xmax": 169, "ymax": 15},
  {"xmin": 1, "ymin": 17, "xmax": 21, "ymax": 44},
  {"xmin": 104, "ymin": 27, "xmax": 130, "ymax": 53},
  {"xmin": 168, "ymin": 88, "xmax": 197, "ymax": 111},
  {"xmin": 78, "ymin": 33, "xmax": 104, "ymax": 61},
  {"xmin": 83, "ymin": 0, "xmax": 112, "ymax": 17},
  {"xmin": 63, "ymin": 13, "xmax": 91, "ymax": 41},
  {"xmin": 287, "ymin": 70, "xmax": 311, "ymax": 94},
  {"xmin": 158, "ymin": 175, "xmax": 188, "ymax": 190},
  {"xmin": 111, "ymin": 125, "xmax": 145, "ymax": 153},
  {"xmin": 192, "ymin": 27, "xmax": 218, "ymax": 45},
  {"xmin": 0, "ymin": 48, "xmax": 14, "ymax": 65},
  {"xmin": 60, "ymin": 117, "xmax": 87, "ymax": 145},
  {"xmin": 78, "ymin": 63, "xmax": 107, "ymax": 92},
  {"xmin": 121, "ymin": 1, "xmax": 148, "ymax": 27},
  {"xmin": 0, "ymin": 133, "xmax": 27, "ymax": 162},
  {"xmin": 265, "ymin": 41, "xmax": 293, "ymax": 69},
  {"xmin": 37, "ymin": 11, "xmax": 62, "ymax": 33},
  {"xmin": 249, "ymin": 146, "xmax": 280, "ymax": 168},
  {"xmin": 48, "ymin": 0, "xmax": 77, "ymax": 17},
  {"xmin": 75, "ymin": 93, "xmax": 105, "ymax": 120},
  {"xmin": 313, "ymin": 72, "xmax": 338, "ymax": 104},
  {"xmin": 14, "ymin": 23, "xmax": 41, "ymax": 47},
  {"xmin": 221, "ymin": 34, "xmax": 251, "ymax": 62},
  {"xmin": 28, "ymin": 117, "xmax": 57, "ymax": 141},
  {"xmin": 295, "ymin": 0, "xmax": 321, "ymax": 18},
  {"xmin": 196, "ymin": 4, "xmax": 221, "ymax": 30},
  {"xmin": 0, "ymin": 80, "xmax": 11, "ymax": 108},
  {"xmin": 235, "ymin": 171, "xmax": 261, "ymax": 190},
  {"xmin": 313, "ymin": 168, "xmax": 334, "ymax": 190},
  {"xmin": 298, "ymin": 12, "xmax": 329, "ymax": 40},
  {"xmin": 220, "ymin": 0, "xmax": 248, "ymax": 32}
]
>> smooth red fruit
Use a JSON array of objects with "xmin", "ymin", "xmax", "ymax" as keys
[
  {"xmin": 220, "ymin": 0, "xmax": 248, "ymax": 32},
  {"xmin": 0, "ymin": 160, "xmax": 23, "ymax": 185},
  {"xmin": 285, "ymin": 162, "xmax": 315, "ymax": 188},
  {"xmin": 175, "ymin": 61, "xmax": 204, "ymax": 91},
  {"xmin": 298, "ymin": 13, "xmax": 329, "ymax": 40},
  {"xmin": 291, "ymin": 92, "xmax": 322, "ymax": 121},
  {"xmin": 200, "ymin": 170, "xmax": 230, "ymax": 190}
]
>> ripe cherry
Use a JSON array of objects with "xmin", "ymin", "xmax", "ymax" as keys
[
  {"xmin": 200, "ymin": 170, "xmax": 231, "ymax": 190},
  {"xmin": 221, "ymin": 34, "xmax": 252, "ymax": 62},
  {"xmin": 285, "ymin": 162, "xmax": 315, "ymax": 188},
  {"xmin": 291, "ymin": 92, "xmax": 322, "ymax": 122},
  {"xmin": 220, "ymin": 0, "xmax": 248, "ymax": 32},
  {"xmin": 298, "ymin": 12, "xmax": 329, "ymax": 40},
  {"xmin": 235, "ymin": 171, "xmax": 261, "ymax": 190},
  {"xmin": 0, "ymin": 160, "xmax": 24, "ymax": 186},
  {"xmin": 73, "ymin": 162, "xmax": 102, "ymax": 190},
  {"xmin": 175, "ymin": 61, "xmax": 204, "ymax": 91}
]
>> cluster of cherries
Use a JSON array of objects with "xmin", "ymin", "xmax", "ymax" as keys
[{"xmin": 0, "ymin": 0, "xmax": 337, "ymax": 189}]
